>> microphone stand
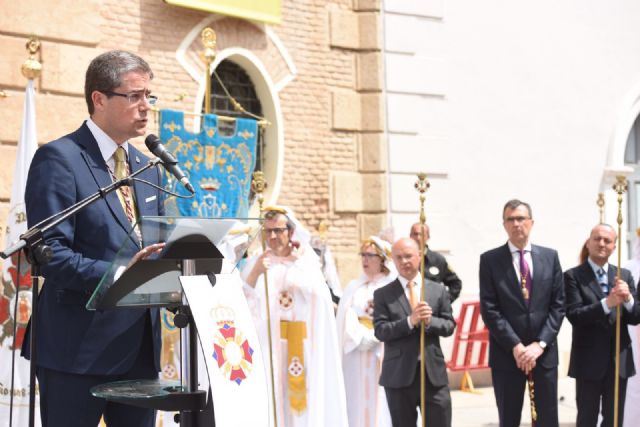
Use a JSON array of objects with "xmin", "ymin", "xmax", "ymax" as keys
[{"xmin": 0, "ymin": 158, "xmax": 161, "ymax": 427}]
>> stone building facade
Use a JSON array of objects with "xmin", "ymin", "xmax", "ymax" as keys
[{"xmin": 0, "ymin": 0, "xmax": 387, "ymax": 281}]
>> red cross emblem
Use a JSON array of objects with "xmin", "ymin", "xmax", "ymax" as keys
[{"xmin": 279, "ymin": 290, "xmax": 293, "ymax": 310}]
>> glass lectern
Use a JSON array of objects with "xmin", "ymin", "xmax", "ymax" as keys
[{"xmin": 86, "ymin": 216, "xmax": 261, "ymax": 426}]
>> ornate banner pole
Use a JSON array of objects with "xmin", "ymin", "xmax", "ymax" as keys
[
  {"xmin": 202, "ymin": 28, "xmax": 216, "ymax": 114},
  {"xmin": 414, "ymin": 173, "xmax": 430, "ymax": 427},
  {"xmin": 613, "ymin": 175, "xmax": 628, "ymax": 427},
  {"xmin": 251, "ymin": 171, "xmax": 278, "ymax": 427},
  {"xmin": 21, "ymin": 36, "xmax": 42, "ymax": 427},
  {"xmin": 597, "ymin": 192, "xmax": 605, "ymax": 224}
]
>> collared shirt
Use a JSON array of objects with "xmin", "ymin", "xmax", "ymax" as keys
[
  {"xmin": 587, "ymin": 257, "xmax": 635, "ymax": 314},
  {"xmin": 508, "ymin": 240, "xmax": 534, "ymax": 281},
  {"xmin": 86, "ymin": 118, "xmax": 130, "ymax": 175},
  {"xmin": 398, "ymin": 273, "xmax": 422, "ymax": 329}
]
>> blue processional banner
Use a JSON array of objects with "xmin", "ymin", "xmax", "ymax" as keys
[{"xmin": 158, "ymin": 109, "xmax": 258, "ymax": 218}]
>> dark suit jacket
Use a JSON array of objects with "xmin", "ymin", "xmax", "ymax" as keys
[
  {"xmin": 479, "ymin": 243, "xmax": 565, "ymax": 371},
  {"xmin": 564, "ymin": 262, "xmax": 640, "ymax": 380},
  {"xmin": 373, "ymin": 278, "xmax": 456, "ymax": 388},
  {"xmin": 423, "ymin": 248, "xmax": 462, "ymax": 302},
  {"xmin": 23, "ymin": 122, "xmax": 164, "ymax": 375}
]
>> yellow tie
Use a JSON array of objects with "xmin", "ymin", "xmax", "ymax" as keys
[
  {"xmin": 407, "ymin": 280, "xmax": 418, "ymax": 309},
  {"xmin": 113, "ymin": 146, "xmax": 138, "ymax": 223}
]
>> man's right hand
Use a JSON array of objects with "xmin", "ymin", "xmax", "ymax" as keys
[
  {"xmin": 245, "ymin": 249, "xmax": 272, "ymax": 288},
  {"xmin": 409, "ymin": 301, "xmax": 432, "ymax": 327},
  {"xmin": 606, "ymin": 278, "xmax": 632, "ymax": 308}
]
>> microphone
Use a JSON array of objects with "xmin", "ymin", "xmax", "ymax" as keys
[{"xmin": 145, "ymin": 134, "xmax": 196, "ymax": 194}]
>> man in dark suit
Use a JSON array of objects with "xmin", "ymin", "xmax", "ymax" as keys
[
  {"xmin": 410, "ymin": 223, "xmax": 462, "ymax": 302},
  {"xmin": 565, "ymin": 223, "xmax": 640, "ymax": 427},
  {"xmin": 479, "ymin": 199, "xmax": 565, "ymax": 427},
  {"xmin": 23, "ymin": 51, "xmax": 165, "ymax": 426},
  {"xmin": 374, "ymin": 237, "xmax": 456, "ymax": 427}
]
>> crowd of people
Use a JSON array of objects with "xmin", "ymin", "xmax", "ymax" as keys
[
  {"xmin": 20, "ymin": 48, "xmax": 640, "ymax": 427},
  {"xmin": 242, "ymin": 201, "xmax": 640, "ymax": 427}
]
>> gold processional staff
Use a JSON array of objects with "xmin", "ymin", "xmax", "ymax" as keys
[
  {"xmin": 414, "ymin": 173, "xmax": 430, "ymax": 427},
  {"xmin": 613, "ymin": 175, "xmax": 628, "ymax": 427},
  {"xmin": 251, "ymin": 171, "xmax": 278, "ymax": 427}
]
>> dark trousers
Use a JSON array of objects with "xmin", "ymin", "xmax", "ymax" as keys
[
  {"xmin": 384, "ymin": 362, "xmax": 452, "ymax": 427},
  {"xmin": 576, "ymin": 361, "xmax": 628, "ymax": 427},
  {"xmin": 492, "ymin": 366, "xmax": 559, "ymax": 427},
  {"xmin": 37, "ymin": 316, "xmax": 157, "ymax": 427}
]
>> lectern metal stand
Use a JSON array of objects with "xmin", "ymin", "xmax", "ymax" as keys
[{"xmin": 87, "ymin": 216, "xmax": 260, "ymax": 426}]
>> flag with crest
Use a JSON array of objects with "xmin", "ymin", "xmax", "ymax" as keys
[{"xmin": 0, "ymin": 80, "xmax": 40, "ymax": 426}]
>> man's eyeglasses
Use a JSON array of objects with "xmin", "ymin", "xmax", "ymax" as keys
[
  {"xmin": 265, "ymin": 227, "xmax": 288, "ymax": 235},
  {"xmin": 504, "ymin": 216, "xmax": 531, "ymax": 224},
  {"xmin": 104, "ymin": 91, "xmax": 158, "ymax": 106},
  {"xmin": 359, "ymin": 252, "xmax": 380, "ymax": 259}
]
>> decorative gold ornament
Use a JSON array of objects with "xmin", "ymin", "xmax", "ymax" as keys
[
  {"xmin": 597, "ymin": 192, "xmax": 605, "ymax": 224},
  {"xmin": 414, "ymin": 173, "xmax": 430, "ymax": 226},
  {"xmin": 22, "ymin": 36, "xmax": 42, "ymax": 80}
]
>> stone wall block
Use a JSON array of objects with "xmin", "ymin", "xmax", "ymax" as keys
[
  {"xmin": 0, "ymin": 0, "xmax": 101, "ymax": 45},
  {"xmin": 360, "ymin": 93, "xmax": 385, "ymax": 132},
  {"xmin": 358, "ymin": 133, "xmax": 387, "ymax": 172},
  {"xmin": 41, "ymin": 44, "xmax": 100, "ymax": 95},
  {"xmin": 0, "ymin": 146, "xmax": 17, "ymax": 200},
  {"xmin": 329, "ymin": 10, "xmax": 360, "ymax": 49},
  {"xmin": 356, "ymin": 51, "xmax": 383, "ymax": 91},
  {"xmin": 0, "ymin": 35, "xmax": 34, "ymax": 89},
  {"xmin": 361, "ymin": 173, "xmax": 387, "ymax": 211},
  {"xmin": 354, "ymin": 0, "xmax": 381, "ymax": 12},
  {"xmin": 358, "ymin": 213, "xmax": 387, "ymax": 240},
  {"xmin": 332, "ymin": 171, "xmax": 363, "ymax": 212},
  {"xmin": 358, "ymin": 13, "xmax": 382, "ymax": 50},
  {"xmin": 332, "ymin": 90, "xmax": 361, "ymax": 131}
]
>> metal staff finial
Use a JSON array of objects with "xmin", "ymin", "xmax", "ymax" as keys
[
  {"xmin": 250, "ymin": 170, "xmax": 278, "ymax": 427},
  {"xmin": 597, "ymin": 192, "xmax": 605, "ymax": 224},
  {"xmin": 612, "ymin": 175, "xmax": 628, "ymax": 427},
  {"xmin": 22, "ymin": 36, "xmax": 42, "ymax": 81},
  {"xmin": 414, "ymin": 172, "xmax": 430, "ymax": 427}
]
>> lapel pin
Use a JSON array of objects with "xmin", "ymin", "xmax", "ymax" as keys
[{"xmin": 135, "ymin": 156, "xmax": 140, "ymax": 163}]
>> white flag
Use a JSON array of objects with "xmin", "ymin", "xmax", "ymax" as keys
[
  {"xmin": 0, "ymin": 80, "xmax": 41, "ymax": 426},
  {"xmin": 181, "ymin": 274, "xmax": 269, "ymax": 427}
]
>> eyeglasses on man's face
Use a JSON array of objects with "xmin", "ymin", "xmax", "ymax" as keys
[
  {"xmin": 504, "ymin": 216, "xmax": 531, "ymax": 224},
  {"xmin": 264, "ymin": 227, "xmax": 288, "ymax": 236},
  {"xmin": 104, "ymin": 90, "xmax": 158, "ymax": 106}
]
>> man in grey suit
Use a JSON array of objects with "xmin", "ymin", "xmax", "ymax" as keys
[
  {"xmin": 374, "ymin": 237, "xmax": 456, "ymax": 427},
  {"xmin": 565, "ymin": 223, "xmax": 640, "ymax": 426},
  {"xmin": 479, "ymin": 199, "xmax": 565, "ymax": 427}
]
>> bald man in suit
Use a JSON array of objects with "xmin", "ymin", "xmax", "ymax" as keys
[
  {"xmin": 565, "ymin": 224, "xmax": 640, "ymax": 426},
  {"xmin": 374, "ymin": 237, "xmax": 455, "ymax": 427}
]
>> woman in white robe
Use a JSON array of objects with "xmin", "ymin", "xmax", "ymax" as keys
[{"xmin": 336, "ymin": 237, "xmax": 396, "ymax": 427}]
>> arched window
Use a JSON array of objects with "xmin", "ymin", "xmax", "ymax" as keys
[
  {"xmin": 204, "ymin": 59, "xmax": 264, "ymax": 171},
  {"xmin": 624, "ymin": 114, "xmax": 640, "ymax": 254}
]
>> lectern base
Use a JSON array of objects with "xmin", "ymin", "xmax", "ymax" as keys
[{"xmin": 91, "ymin": 379, "xmax": 207, "ymax": 412}]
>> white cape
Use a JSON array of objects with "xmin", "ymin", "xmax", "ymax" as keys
[
  {"xmin": 336, "ymin": 272, "xmax": 395, "ymax": 427},
  {"xmin": 241, "ymin": 250, "xmax": 348, "ymax": 427}
]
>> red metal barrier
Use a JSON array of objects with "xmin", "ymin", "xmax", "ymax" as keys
[{"xmin": 447, "ymin": 300, "xmax": 489, "ymax": 392}]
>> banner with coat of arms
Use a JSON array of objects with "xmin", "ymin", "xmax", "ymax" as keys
[
  {"xmin": 159, "ymin": 109, "xmax": 258, "ymax": 218},
  {"xmin": 180, "ymin": 274, "xmax": 268, "ymax": 426},
  {"xmin": 1, "ymin": 79, "xmax": 40, "ymax": 426}
]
